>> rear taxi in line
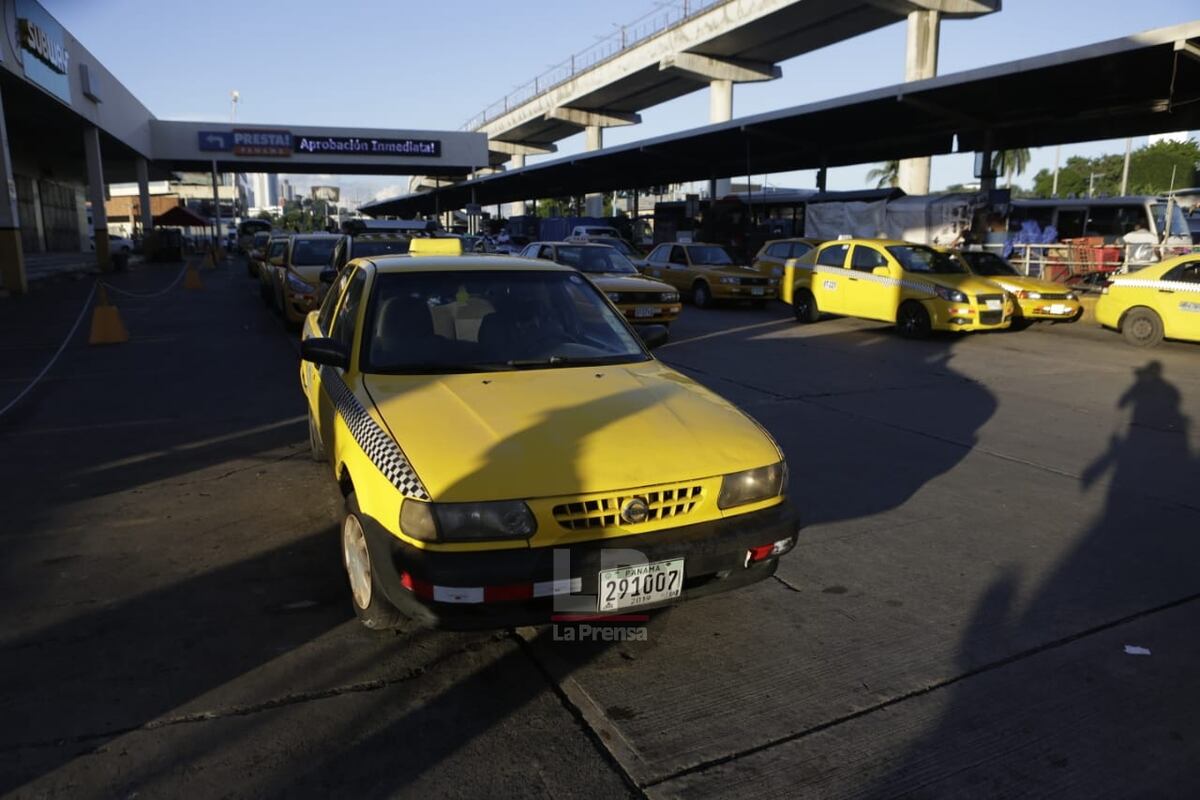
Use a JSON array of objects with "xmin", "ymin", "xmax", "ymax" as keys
[
  {"xmin": 954, "ymin": 249, "xmax": 1081, "ymax": 326},
  {"xmin": 265, "ymin": 233, "xmax": 345, "ymax": 325},
  {"xmin": 299, "ymin": 239, "xmax": 799, "ymax": 630},
  {"xmin": 752, "ymin": 238, "xmax": 822, "ymax": 280},
  {"xmin": 519, "ymin": 241, "xmax": 681, "ymax": 327},
  {"xmin": 641, "ymin": 242, "xmax": 778, "ymax": 308},
  {"xmin": 1095, "ymin": 254, "xmax": 1200, "ymax": 347},
  {"xmin": 786, "ymin": 239, "xmax": 1014, "ymax": 337}
]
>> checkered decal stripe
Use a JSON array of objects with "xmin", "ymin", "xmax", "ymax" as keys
[
  {"xmin": 320, "ymin": 366, "xmax": 430, "ymax": 501},
  {"xmin": 1112, "ymin": 279, "xmax": 1200, "ymax": 293},
  {"xmin": 798, "ymin": 262, "xmax": 938, "ymax": 294}
]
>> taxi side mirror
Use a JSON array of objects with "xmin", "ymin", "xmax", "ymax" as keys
[
  {"xmin": 319, "ymin": 267, "xmax": 337, "ymax": 284},
  {"xmin": 872, "ymin": 266, "xmax": 891, "ymax": 277},
  {"xmin": 638, "ymin": 324, "xmax": 670, "ymax": 350},
  {"xmin": 300, "ymin": 337, "xmax": 349, "ymax": 370}
]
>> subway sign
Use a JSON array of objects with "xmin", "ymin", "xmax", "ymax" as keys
[
  {"xmin": 18, "ymin": 17, "xmax": 68, "ymax": 73},
  {"xmin": 294, "ymin": 136, "xmax": 441, "ymax": 157}
]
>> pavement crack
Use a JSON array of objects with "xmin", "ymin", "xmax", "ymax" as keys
[
  {"xmin": 772, "ymin": 574, "xmax": 803, "ymax": 593},
  {"xmin": 641, "ymin": 589, "xmax": 1200, "ymax": 790},
  {"xmin": 512, "ymin": 628, "xmax": 650, "ymax": 799}
]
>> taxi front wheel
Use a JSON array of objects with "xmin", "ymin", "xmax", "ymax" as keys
[
  {"xmin": 342, "ymin": 494, "xmax": 405, "ymax": 631},
  {"xmin": 793, "ymin": 290, "xmax": 819, "ymax": 323},
  {"xmin": 1121, "ymin": 307, "xmax": 1164, "ymax": 347},
  {"xmin": 692, "ymin": 281, "xmax": 713, "ymax": 309},
  {"xmin": 897, "ymin": 301, "xmax": 932, "ymax": 339}
]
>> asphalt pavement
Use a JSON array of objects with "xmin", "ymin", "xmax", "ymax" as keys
[{"xmin": 0, "ymin": 258, "xmax": 1197, "ymax": 798}]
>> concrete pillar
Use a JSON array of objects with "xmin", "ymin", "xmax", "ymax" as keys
[
  {"xmin": 585, "ymin": 126, "xmax": 604, "ymax": 217},
  {"xmin": 83, "ymin": 125, "xmax": 110, "ymax": 271},
  {"xmin": 0, "ymin": 83, "xmax": 26, "ymax": 294},
  {"xmin": 503, "ymin": 154, "xmax": 526, "ymax": 219},
  {"xmin": 136, "ymin": 157, "xmax": 153, "ymax": 235},
  {"xmin": 211, "ymin": 162, "xmax": 222, "ymax": 252},
  {"xmin": 709, "ymin": 80, "xmax": 734, "ymax": 199},
  {"xmin": 897, "ymin": 9, "xmax": 940, "ymax": 196}
]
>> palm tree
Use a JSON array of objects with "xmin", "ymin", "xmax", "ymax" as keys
[
  {"xmin": 993, "ymin": 149, "xmax": 1031, "ymax": 188},
  {"xmin": 866, "ymin": 160, "xmax": 900, "ymax": 189}
]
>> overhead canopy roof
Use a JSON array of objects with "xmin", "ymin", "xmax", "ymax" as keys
[{"xmin": 363, "ymin": 21, "xmax": 1200, "ymax": 218}]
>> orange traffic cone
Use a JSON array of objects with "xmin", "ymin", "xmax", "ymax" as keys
[
  {"xmin": 184, "ymin": 260, "xmax": 204, "ymax": 290},
  {"xmin": 89, "ymin": 284, "xmax": 129, "ymax": 345}
]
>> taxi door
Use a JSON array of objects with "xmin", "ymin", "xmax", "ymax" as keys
[
  {"xmin": 641, "ymin": 244, "xmax": 673, "ymax": 283},
  {"xmin": 811, "ymin": 242, "xmax": 851, "ymax": 315},
  {"xmin": 663, "ymin": 245, "xmax": 692, "ymax": 291},
  {"xmin": 847, "ymin": 244, "xmax": 896, "ymax": 322},
  {"xmin": 1157, "ymin": 259, "xmax": 1200, "ymax": 340},
  {"xmin": 310, "ymin": 266, "xmax": 370, "ymax": 466},
  {"xmin": 302, "ymin": 268, "xmax": 354, "ymax": 412}
]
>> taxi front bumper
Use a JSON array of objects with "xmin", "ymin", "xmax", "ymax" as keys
[
  {"xmin": 712, "ymin": 283, "xmax": 778, "ymax": 300},
  {"xmin": 360, "ymin": 500, "xmax": 800, "ymax": 630}
]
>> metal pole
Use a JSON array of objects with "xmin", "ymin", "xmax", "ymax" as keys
[
  {"xmin": 1120, "ymin": 137, "xmax": 1132, "ymax": 196},
  {"xmin": 1051, "ymin": 145, "xmax": 1060, "ymax": 196},
  {"xmin": 211, "ymin": 160, "xmax": 222, "ymax": 252}
]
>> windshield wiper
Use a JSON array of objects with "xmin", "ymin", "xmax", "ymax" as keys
[
  {"xmin": 373, "ymin": 362, "xmax": 515, "ymax": 374},
  {"xmin": 505, "ymin": 355, "xmax": 640, "ymax": 368}
]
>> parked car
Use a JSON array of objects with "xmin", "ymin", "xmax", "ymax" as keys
[
  {"xmin": 641, "ymin": 242, "xmax": 778, "ymax": 308},
  {"xmin": 520, "ymin": 241, "xmax": 681, "ymax": 327},
  {"xmin": 752, "ymin": 238, "xmax": 822, "ymax": 280},
  {"xmin": 246, "ymin": 230, "xmax": 273, "ymax": 278},
  {"xmin": 786, "ymin": 239, "xmax": 1014, "ymax": 338},
  {"xmin": 954, "ymin": 249, "xmax": 1082, "ymax": 326},
  {"xmin": 263, "ymin": 233, "xmax": 345, "ymax": 325},
  {"xmin": 1095, "ymin": 255, "xmax": 1200, "ymax": 347},
  {"xmin": 90, "ymin": 234, "xmax": 134, "ymax": 254},
  {"xmin": 299, "ymin": 238, "xmax": 798, "ymax": 630}
]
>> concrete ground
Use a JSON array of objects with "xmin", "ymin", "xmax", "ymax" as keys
[{"xmin": 0, "ymin": 259, "xmax": 1197, "ymax": 798}]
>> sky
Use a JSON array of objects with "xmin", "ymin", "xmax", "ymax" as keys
[{"xmin": 43, "ymin": 0, "xmax": 1200, "ymax": 205}]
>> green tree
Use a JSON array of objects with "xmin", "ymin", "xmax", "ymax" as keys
[
  {"xmin": 866, "ymin": 160, "xmax": 899, "ymax": 189},
  {"xmin": 1032, "ymin": 139, "xmax": 1199, "ymax": 197},
  {"xmin": 993, "ymin": 149, "xmax": 1031, "ymax": 188}
]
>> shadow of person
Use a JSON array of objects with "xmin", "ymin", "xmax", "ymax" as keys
[{"xmin": 870, "ymin": 360, "xmax": 1200, "ymax": 796}]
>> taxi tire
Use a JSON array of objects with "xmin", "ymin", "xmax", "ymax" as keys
[
  {"xmin": 897, "ymin": 301, "xmax": 932, "ymax": 339},
  {"xmin": 793, "ymin": 290, "xmax": 819, "ymax": 323},
  {"xmin": 343, "ymin": 493, "xmax": 406, "ymax": 631},
  {"xmin": 692, "ymin": 281, "xmax": 713, "ymax": 309},
  {"xmin": 308, "ymin": 409, "xmax": 326, "ymax": 462},
  {"xmin": 1121, "ymin": 307, "xmax": 1164, "ymax": 347}
]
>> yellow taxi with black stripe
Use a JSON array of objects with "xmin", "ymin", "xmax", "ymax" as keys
[
  {"xmin": 518, "ymin": 241, "xmax": 681, "ymax": 327},
  {"xmin": 953, "ymin": 249, "xmax": 1082, "ymax": 325},
  {"xmin": 1095, "ymin": 254, "xmax": 1200, "ymax": 347},
  {"xmin": 784, "ymin": 239, "xmax": 1014, "ymax": 337},
  {"xmin": 300, "ymin": 238, "xmax": 798, "ymax": 630}
]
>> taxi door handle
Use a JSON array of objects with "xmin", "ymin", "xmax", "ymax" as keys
[{"xmin": 1158, "ymin": 289, "xmax": 1174, "ymax": 294}]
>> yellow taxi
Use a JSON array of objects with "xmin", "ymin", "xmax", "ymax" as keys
[
  {"xmin": 519, "ymin": 241, "xmax": 681, "ymax": 327},
  {"xmin": 752, "ymin": 238, "xmax": 822, "ymax": 279},
  {"xmin": 1095, "ymin": 255, "xmax": 1200, "ymax": 347},
  {"xmin": 640, "ymin": 242, "xmax": 778, "ymax": 308},
  {"xmin": 299, "ymin": 238, "xmax": 798, "ymax": 630},
  {"xmin": 264, "ymin": 233, "xmax": 344, "ymax": 325},
  {"xmin": 785, "ymin": 239, "xmax": 1014, "ymax": 337},
  {"xmin": 954, "ymin": 249, "xmax": 1082, "ymax": 326}
]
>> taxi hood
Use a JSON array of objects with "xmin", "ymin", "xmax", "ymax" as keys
[
  {"xmin": 364, "ymin": 361, "xmax": 780, "ymax": 503},
  {"xmin": 589, "ymin": 274, "xmax": 672, "ymax": 292},
  {"xmin": 915, "ymin": 272, "xmax": 1005, "ymax": 296}
]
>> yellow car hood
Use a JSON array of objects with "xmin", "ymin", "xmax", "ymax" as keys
[
  {"xmin": 973, "ymin": 274, "xmax": 1066, "ymax": 295},
  {"xmin": 365, "ymin": 361, "xmax": 780, "ymax": 502},
  {"xmin": 587, "ymin": 274, "xmax": 671, "ymax": 292},
  {"xmin": 914, "ymin": 273, "xmax": 1006, "ymax": 297}
]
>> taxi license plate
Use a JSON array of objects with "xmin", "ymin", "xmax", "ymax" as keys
[
  {"xmin": 1048, "ymin": 303, "xmax": 1069, "ymax": 314},
  {"xmin": 985, "ymin": 299, "xmax": 1002, "ymax": 310},
  {"xmin": 634, "ymin": 305, "xmax": 656, "ymax": 318},
  {"xmin": 751, "ymin": 287, "xmax": 765, "ymax": 296},
  {"xmin": 598, "ymin": 558, "xmax": 684, "ymax": 612}
]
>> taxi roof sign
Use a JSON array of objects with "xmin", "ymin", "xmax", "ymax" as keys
[{"xmin": 408, "ymin": 237, "xmax": 463, "ymax": 256}]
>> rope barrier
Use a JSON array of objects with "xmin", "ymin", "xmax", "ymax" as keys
[
  {"xmin": 0, "ymin": 281, "xmax": 97, "ymax": 419},
  {"xmin": 100, "ymin": 260, "xmax": 191, "ymax": 299}
]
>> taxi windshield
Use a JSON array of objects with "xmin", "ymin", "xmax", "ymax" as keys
[
  {"xmin": 292, "ymin": 238, "xmax": 339, "ymax": 266},
  {"xmin": 365, "ymin": 270, "xmax": 649, "ymax": 373},
  {"xmin": 555, "ymin": 246, "xmax": 638, "ymax": 274},
  {"xmin": 887, "ymin": 245, "xmax": 967, "ymax": 275},
  {"xmin": 959, "ymin": 251, "xmax": 1019, "ymax": 276},
  {"xmin": 688, "ymin": 245, "xmax": 735, "ymax": 266}
]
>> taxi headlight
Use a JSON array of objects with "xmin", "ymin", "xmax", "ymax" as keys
[
  {"xmin": 1066, "ymin": 292, "xmax": 1077, "ymax": 301},
  {"xmin": 1018, "ymin": 290, "xmax": 1042, "ymax": 300},
  {"xmin": 933, "ymin": 286, "xmax": 967, "ymax": 303},
  {"xmin": 402, "ymin": 499, "xmax": 537, "ymax": 542},
  {"xmin": 719, "ymin": 276, "xmax": 740, "ymax": 285},
  {"xmin": 718, "ymin": 463, "xmax": 785, "ymax": 510},
  {"xmin": 286, "ymin": 272, "xmax": 314, "ymax": 294},
  {"xmin": 606, "ymin": 292, "xmax": 622, "ymax": 303},
  {"xmin": 660, "ymin": 291, "xmax": 680, "ymax": 303}
]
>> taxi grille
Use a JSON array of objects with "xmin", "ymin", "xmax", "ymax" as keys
[
  {"xmin": 619, "ymin": 291, "xmax": 667, "ymax": 304},
  {"xmin": 1036, "ymin": 292, "xmax": 1071, "ymax": 300},
  {"xmin": 977, "ymin": 294, "xmax": 1005, "ymax": 326},
  {"xmin": 741, "ymin": 277, "xmax": 769, "ymax": 286},
  {"xmin": 553, "ymin": 484, "xmax": 704, "ymax": 530}
]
